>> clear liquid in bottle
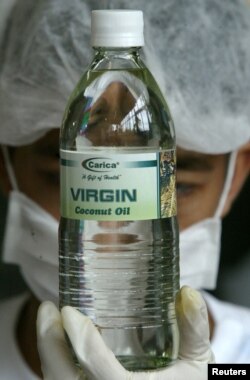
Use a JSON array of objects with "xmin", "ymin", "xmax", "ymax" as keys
[{"xmin": 59, "ymin": 10, "xmax": 179, "ymax": 371}]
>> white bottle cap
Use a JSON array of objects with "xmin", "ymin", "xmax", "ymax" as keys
[{"xmin": 91, "ymin": 10, "xmax": 144, "ymax": 47}]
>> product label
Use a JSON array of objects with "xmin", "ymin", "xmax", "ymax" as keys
[{"xmin": 60, "ymin": 150, "xmax": 176, "ymax": 221}]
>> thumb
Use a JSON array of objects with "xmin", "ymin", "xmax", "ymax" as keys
[
  {"xmin": 176, "ymin": 286, "xmax": 215, "ymax": 362},
  {"xmin": 62, "ymin": 307, "xmax": 128, "ymax": 380},
  {"xmin": 37, "ymin": 301, "xmax": 82, "ymax": 380}
]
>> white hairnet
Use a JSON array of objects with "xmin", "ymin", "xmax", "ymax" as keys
[
  {"xmin": 0, "ymin": 0, "xmax": 16, "ymax": 42},
  {"xmin": 0, "ymin": 0, "xmax": 249, "ymax": 153},
  {"xmin": 123, "ymin": 0, "xmax": 250, "ymax": 153},
  {"xmin": 0, "ymin": 0, "xmax": 94, "ymax": 146}
]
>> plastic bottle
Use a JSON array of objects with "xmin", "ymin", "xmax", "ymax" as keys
[{"xmin": 59, "ymin": 9, "xmax": 179, "ymax": 371}]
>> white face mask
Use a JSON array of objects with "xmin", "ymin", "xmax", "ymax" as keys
[
  {"xmin": 179, "ymin": 151, "xmax": 237, "ymax": 290},
  {"xmin": 1, "ymin": 145, "xmax": 59, "ymax": 304},
  {"xmin": 2, "ymin": 190, "xmax": 59, "ymax": 304},
  {"xmin": 179, "ymin": 218, "xmax": 221, "ymax": 289}
]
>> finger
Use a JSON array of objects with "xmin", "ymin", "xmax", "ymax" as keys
[
  {"xmin": 37, "ymin": 301, "xmax": 82, "ymax": 380},
  {"xmin": 62, "ymin": 306, "xmax": 128, "ymax": 380},
  {"xmin": 176, "ymin": 286, "xmax": 215, "ymax": 362}
]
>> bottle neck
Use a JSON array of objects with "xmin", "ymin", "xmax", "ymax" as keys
[
  {"xmin": 91, "ymin": 46, "xmax": 143, "ymax": 71},
  {"xmin": 93, "ymin": 46, "xmax": 141, "ymax": 56}
]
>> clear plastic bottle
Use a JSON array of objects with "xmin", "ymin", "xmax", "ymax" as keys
[{"xmin": 59, "ymin": 10, "xmax": 179, "ymax": 371}]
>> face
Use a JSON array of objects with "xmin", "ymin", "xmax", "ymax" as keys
[
  {"xmin": 8, "ymin": 129, "xmax": 60, "ymax": 220},
  {"xmin": 176, "ymin": 148, "xmax": 228, "ymax": 230},
  {"xmin": 0, "ymin": 130, "xmax": 228, "ymax": 230}
]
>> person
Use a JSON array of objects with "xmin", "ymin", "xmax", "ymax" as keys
[{"xmin": 0, "ymin": 0, "xmax": 249, "ymax": 379}]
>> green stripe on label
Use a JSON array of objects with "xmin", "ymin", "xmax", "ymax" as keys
[
  {"xmin": 124, "ymin": 160, "xmax": 157, "ymax": 168},
  {"xmin": 60, "ymin": 159, "xmax": 78, "ymax": 167}
]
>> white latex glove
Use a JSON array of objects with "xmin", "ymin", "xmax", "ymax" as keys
[{"xmin": 37, "ymin": 286, "xmax": 215, "ymax": 380}]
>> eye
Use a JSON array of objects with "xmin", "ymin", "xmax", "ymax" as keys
[
  {"xmin": 176, "ymin": 182, "xmax": 197, "ymax": 197},
  {"xmin": 42, "ymin": 171, "xmax": 60, "ymax": 186}
]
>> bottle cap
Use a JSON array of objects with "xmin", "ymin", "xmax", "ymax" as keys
[{"xmin": 91, "ymin": 10, "xmax": 144, "ymax": 47}]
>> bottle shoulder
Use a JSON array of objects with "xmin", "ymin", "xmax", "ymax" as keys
[
  {"xmin": 90, "ymin": 51, "xmax": 145, "ymax": 71},
  {"xmin": 60, "ymin": 52, "xmax": 175, "ymax": 150}
]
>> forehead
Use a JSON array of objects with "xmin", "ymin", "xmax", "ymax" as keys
[
  {"xmin": 176, "ymin": 147, "xmax": 228, "ymax": 171},
  {"xmin": 33, "ymin": 129, "xmax": 60, "ymax": 148},
  {"xmin": 14, "ymin": 129, "xmax": 60, "ymax": 154}
]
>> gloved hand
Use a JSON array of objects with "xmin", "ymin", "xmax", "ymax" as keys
[{"xmin": 37, "ymin": 286, "xmax": 215, "ymax": 380}]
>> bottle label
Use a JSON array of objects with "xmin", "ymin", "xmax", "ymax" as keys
[{"xmin": 60, "ymin": 149, "xmax": 176, "ymax": 221}]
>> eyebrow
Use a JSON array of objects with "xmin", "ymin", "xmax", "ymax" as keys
[{"xmin": 177, "ymin": 156, "xmax": 214, "ymax": 171}]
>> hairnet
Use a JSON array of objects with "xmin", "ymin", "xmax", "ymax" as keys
[
  {"xmin": 0, "ymin": 0, "xmax": 249, "ymax": 153},
  {"xmin": 0, "ymin": 0, "xmax": 94, "ymax": 146},
  {"xmin": 123, "ymin": 0, "xmax": 250, "ymax": 153}
]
